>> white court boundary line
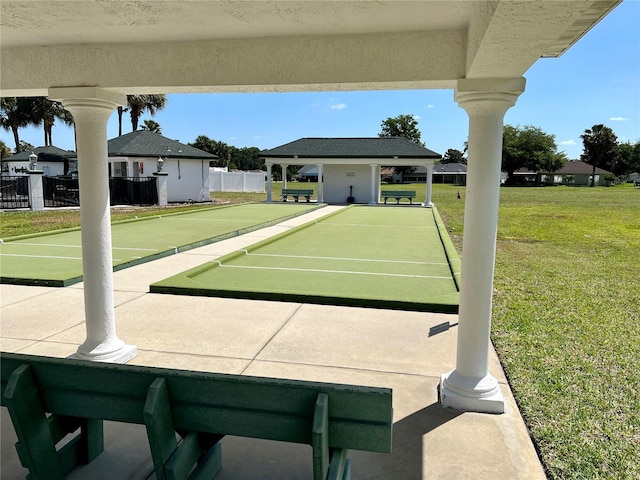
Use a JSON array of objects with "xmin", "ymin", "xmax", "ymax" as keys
[
  {"xmin": 4, "ymin": 242, "xmax": 158, "ymax": 252},
  {"xmin": 316, "ymin": 222, "xmax": 436, "ymax": 229},
  {"xmin": 158, "ymin": 217, "xmax": 257, "ymax": 223},
  {"xmin": 0, "ymin": 253, "xmax": 122, "ymax": 261},
  {"xmin": 241, "ymin": 250, "xmax": 448, "ymax": 266},
  {"xmin": 216, "ymin": 263, "xmax": 452, "ymax": 280}
]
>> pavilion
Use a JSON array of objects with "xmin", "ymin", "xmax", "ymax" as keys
[
  {"xmin": 0, "ymin": 0, "xmax": 621, "ymax": 414},
  {"xmin": 260, "ymin": 137, "xmax": 441, "ymax": 205}
]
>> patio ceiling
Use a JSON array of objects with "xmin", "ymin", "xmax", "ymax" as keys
[{"xmin": 0, "ymin": 0, "xmax": 620, "ymax": 97}]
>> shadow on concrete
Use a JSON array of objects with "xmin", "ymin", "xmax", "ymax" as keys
[{"xmin": 351, "ymin": 401, "xmax": 463, "ymax": 479}]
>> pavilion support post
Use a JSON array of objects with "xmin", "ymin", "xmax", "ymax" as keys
[
  {"xmin": 265, "ymin": 162, "xmax": 273, "ymax": 202},
  {"xmin": 369, "ymin": 163, "xmax": 379, "ymax": 205},
  {"xmin": 50, "ymin": 87, "xmax": 137, "ymax": 364},
  {"xmin": 281, "ymin": 164, "xmax": 288, "ymax": 190},
  {"xmin": 423, "ymin": 163, "xmax": 434, "ymax": 208},
  {"xmin": 439, "ymin": 78, "xmax": 525, "ymax": 413},
  {"xmin": 316, "ymin": 163, "xmax": 324, "ymax": 203}
]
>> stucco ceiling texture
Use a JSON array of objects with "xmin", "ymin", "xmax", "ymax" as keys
[{"xmin": 0, "ymin": 0, "xmax": 620, "ymax": 96}]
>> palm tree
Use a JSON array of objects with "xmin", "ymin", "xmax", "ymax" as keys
[
  {"xmin": 29, "ymin": 97, "xmax": 74, "ymax": 146},
  {"xmin": 0, "ymin": 97, "xmax": 32, "ymax": 152},
  {"xmin": 140, "ymin": 119, "xmax": 162, "ymax": 134},
  {"xmin": 127, "ymin": 94, "xmax": 167, "ymax": 132},
  {"xmin": 580, "ymin": 124, "xmax": 618, "ymax": 187}
]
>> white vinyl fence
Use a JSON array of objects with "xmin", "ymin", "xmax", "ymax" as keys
[{"xmin": 209, "ymin": 169, "xmax": 265, "ymax": 193}]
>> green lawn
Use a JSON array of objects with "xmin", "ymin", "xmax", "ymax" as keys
[{"xmin": 434, "ymin": 183, "xmax": 640, "ymax": 480}]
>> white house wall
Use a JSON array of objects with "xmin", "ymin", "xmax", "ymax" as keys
[
  {"xmin": 163, "ymin": 159, "xmax": 210, "ymax": 203},
  {"xmin": 323, "ymin": 164, "xmax": 374, "ymax": 204}
]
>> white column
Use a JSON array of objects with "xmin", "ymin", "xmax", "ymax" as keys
[
  {"xmin": 281, "ymin": 164, "xmax": 288, "ymax": 190},
  {"xmin": 265, "ymin": 162, "xmax": 273, "ymax": 202},
  {"xmin": 440, "ymin": 78, "xmax": 525, "ymax": 413},
  {"xmin": 154, "ymin": 172, "xmax": 169, "ymax": 206},
  {"xmin": 316, "ymin": 163, "xmax": 324, "ymax": 203},
  {"xmin": 27, "ymin": 170, "xmax": 45, "ymax": 211},
  {"xmin": 369, "ymin": 163, "xmax": 378, "ymax": 205},
  {"xmin": 423, "ymin": 163, "xmax": 434, "ymax": 208},
  {"xmin": 50, "ymin": 87, "xmax": 137, "ymax": 364}
]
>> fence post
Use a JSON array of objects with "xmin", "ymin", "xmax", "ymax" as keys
[
  {"xmin": 154, "ymin": 172, "xmax": 169, "ymax": 206},
  {"xmin": 27, "ymin": 170, "xmax": 45, "ymax": 211}
]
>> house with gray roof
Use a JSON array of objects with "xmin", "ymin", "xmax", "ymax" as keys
[
  {"xmin": 260, "ymin": 137, "xmax": 441, "ymax": 205},
  {"xmin": 543, "ymin": 160, "xmax": 613, "ymax": 186},
  {"xmin": 3, "ymin": 146, "xmax": 76, "ymax": 177},
  {"xmin": 107, "ymin": 130, "xmax": 217, "ymax": 203},
  {"xmin": 406, "ymin": 162, "xmax": 467, "ymax": 185}
]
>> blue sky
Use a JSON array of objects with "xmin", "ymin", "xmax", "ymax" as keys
[{"xmin": 3, "ymin": 0, "xmax": 639, "ymax": 161}]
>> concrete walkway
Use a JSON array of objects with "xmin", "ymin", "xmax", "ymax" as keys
[{"xmin": 1, "ymin": 205, "xmax": 546, "ymax": 479}]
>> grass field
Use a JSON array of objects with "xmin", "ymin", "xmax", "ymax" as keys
[
  {"xmin": 436, "ymin": 183, "xmax": 640, "ymax": 480},
  {"xmin": 151, "ymin": 205, "xmax": 460, "ymax": 313},
  {"xmin": 1, "ymin": 182, "xmax": 638, "ymax": 478}
]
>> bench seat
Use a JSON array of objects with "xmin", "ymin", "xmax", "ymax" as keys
[
  {"xmin": 1, "ymin": 352, "xmax": 392, "ymax": 480},
  {"xmin": 282, "ymin": 188, "xmax": 313, "ymax": 202},
  {"xmin": 381, "ymin": 190, "xmax": 417, "ymax": 204}
]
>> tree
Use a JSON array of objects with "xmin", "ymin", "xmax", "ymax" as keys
[
  {"xmin": 379, "ymin": 114, "xmax": 424, "ymax": 180},
  {"xmin": 580, "ymin": 124, "xmax": 618, "ymax": 187},
  {"xmin": 230, "ymin": 146, "xmax": 262, "ymax": 170},
  {"xmin": 616, "ymin": 140, "xmax": 640, "ymax": 176},
  {"xmin": 502, "ymin": 124, "xmax": 567, "ymax": 185},
  {"xmin": 1, "ymin": 97, "xmax": 32, "ymax": 152},
  {"xmin": 379, "ymin": 114, "xmax": 424, "ymax": 145},
  {"xmin": 441, "ymin": 148, "xmax": 465, "ymax": 164},
  {"xmin": 141, "ymin": 119, "xmax": 162, "ymax": 134},
  {"xmin": 29, "ymin": 97, "xmax": 73, "ymax": 146},
  {"xmin": 127, "ymin": 94, "xmax": 167, "ymax": 131},
  {"xmin": 189, "ymin": 135, "xmax": 230, "ymax": 168}
]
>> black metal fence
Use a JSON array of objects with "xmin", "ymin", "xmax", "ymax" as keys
[
  {"xmin": 43, "ymin": 176, "xmax": 80, "ymax": 207},
  {"xmin": 0, "ymin": 176, "xmax": 30, "ymax": 209},
  {"xmin": 109, "ymin": 177, "xmax": 158, "ymax": 206},
  {"xmin": 1, "ymin": 175, "xmax": 159, "ymax": 209}
]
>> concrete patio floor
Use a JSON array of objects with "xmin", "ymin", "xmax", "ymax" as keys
[{"xmin": 1, "ymin": 205, "xmax": 546, "ymax": 479}]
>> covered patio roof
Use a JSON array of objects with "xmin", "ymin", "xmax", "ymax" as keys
[{"xmin": 0, "ymin": 1, "xmax": 620, "ymax": 96}]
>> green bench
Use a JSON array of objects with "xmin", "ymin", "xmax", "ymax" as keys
[
  {"xmin": 282, "ymin": 188, "xmax": 313, "ymax": 202},
  {"xmin": 1, "ymin": 352, "xmax": 392, "ymax": 480},
  {"xmin": 381, "ymin": 190, "xmax": 417, "ymax": 204}
]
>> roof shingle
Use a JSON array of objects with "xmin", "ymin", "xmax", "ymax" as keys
[{"xmin": 260, "ymin": 137, "xmax": 441, "ymax": 158}]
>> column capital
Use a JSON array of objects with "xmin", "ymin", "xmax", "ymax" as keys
[
  {"xmin": 455, "ymin": 77, "xmax": 526, "ymax": 116},
  {"xmin": 49, "ymin": 86, "xmax": 126, "ymax": 109}
]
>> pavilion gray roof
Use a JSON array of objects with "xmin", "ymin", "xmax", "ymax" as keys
[
  {"xmin": 108, "ymin": 130, "xmax": 217, "ymax": 159},
  {"xmin": 260, "ymin": 137, "xmax": 441, "ymax": 159}
]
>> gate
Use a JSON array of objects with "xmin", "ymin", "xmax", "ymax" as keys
[
  {"xmin": 0, "ymin": 176, "xmax": 30, "ymax": 209},
  {"xmin": 109, "ymin": 177, "xmax": 158, "ymax": 205},
  {"xmin": 43, "ymin": 176, "xmax": 80, "ymax": 207}
]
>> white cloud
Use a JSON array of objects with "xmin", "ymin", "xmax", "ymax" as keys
[
  {"xmin": 229, "ymin": 136, "xmax": 237, "ymax": 141},
  {"xmin": 559, "ymin": 139, "xmax": 576, "ymax": 146},
  {"xmin": 413, "ymin": 115, "xmax": 421, "ymax": 120},
  {"xmin": 330, "ymin": 103, "xmax": 347, "ymax": 110},
  {"xmin": 426, "ymin": 104, "xmax": 435, "ymax": 109},
  {"xmin": 610, "ymin": 116, "xmax": 629, "ymax": 121}
]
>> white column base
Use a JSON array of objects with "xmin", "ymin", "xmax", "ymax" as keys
[
  {"xmin": 72, "ymin": 343, "xmax": 138, "ymax": 364},
  {"xmin": 439, "ymin": 370, "xmax": 505, "ymax": 414},
  {"xmin": 422, "ymin": 202, "xmax": 433, "ymax": 208}
]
